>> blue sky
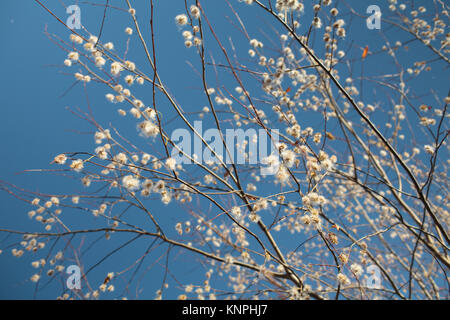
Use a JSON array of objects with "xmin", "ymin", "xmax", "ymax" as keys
[{"xmin": 0, "ymin": 0, "xmax": 447, "ymax": 299}]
